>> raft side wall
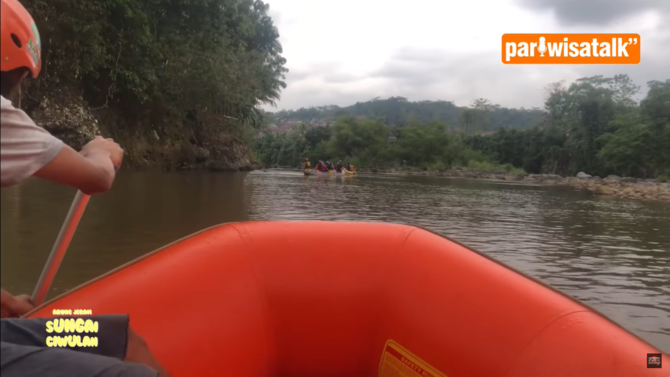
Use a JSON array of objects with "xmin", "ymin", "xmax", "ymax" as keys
[
  {"xmin": 26, "ymin": 221, "xmax": 664, "ymax": 377},
  {"xmin": 27, "ymin": 224, "xmax": 277, "ymax": 376}
]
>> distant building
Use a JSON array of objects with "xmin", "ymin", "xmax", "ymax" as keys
[
  {"xmin": 263, "ymin": 119, "xmax": 336, "ymax": 134},
  {"xmin": 277, "ymin": 124, "xmax": 293, "ymax": 133},
  {"xmin": 259, "ymin": 123, "xmax": 279, "ymax": 135},
  {"xmin": 308, "ymin": 119, "xmax": 329, "ymax": 129},
  {"xmin": 275, "ymin": 120, "xmax": 304, "ymax": 134}
]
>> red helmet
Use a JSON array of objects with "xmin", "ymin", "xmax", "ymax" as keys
[{"xmin": 1, "ymin": 0, "xmax": 41, "ymax": 78}]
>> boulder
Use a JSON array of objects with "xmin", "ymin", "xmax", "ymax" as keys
[
  {"xmin": 593, "ymin": 185, "xmax": 614, "ymax": 195},
  {"xmin": 193, "ymin": 146, "xmax": 210, "ymax": 162},
  {"xmin": 577, "ymin": 172, "xmax": 592, "ymax": 178}
]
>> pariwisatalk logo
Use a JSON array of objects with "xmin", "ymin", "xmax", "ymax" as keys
[{"xmin": 502, "ymin": 34, "xmax": 640, "ymax": 64}]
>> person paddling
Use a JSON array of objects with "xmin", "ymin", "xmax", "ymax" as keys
[
  {"xmin": 335, "ymin": 160, "xmax": 343, "ymax": 173},
  {"xmin": 1, "ymin": 0, "xmax": 170, "ymax": 375},
  {"xmin": 314, "ymin": 160, "xmax": 328, "ymax": 172}
]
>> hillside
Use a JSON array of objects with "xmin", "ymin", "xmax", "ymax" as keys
[
  {"xmin": 262, "ymin": 96, "xmax": 545, "ymax": 132},
  {"xmin": 254, "ymin": 75, "xmax": 669, "ymax": 181}
]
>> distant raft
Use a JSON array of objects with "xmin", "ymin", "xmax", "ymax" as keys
[
  {"xmin": 25, "ymin": 221, "xmax": 666, "ymax": 376},
  {"xmin": 304, "ymin": 169, "xmax": 340, "ymax": 177}
]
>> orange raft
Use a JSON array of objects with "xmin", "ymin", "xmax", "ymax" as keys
[{"xmin": 27, "ymin": 221, "xmax": 665, "ymax": 376}]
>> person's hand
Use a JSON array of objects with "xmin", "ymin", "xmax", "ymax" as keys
[
  {"xmin": 81, "ymin": 136, "xmax": 124, "ymax": 169},
  {"xmin": 0, "ymin": 289, "xmax": 35, "ymax": 318}
]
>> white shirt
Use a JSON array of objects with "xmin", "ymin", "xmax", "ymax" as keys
[{"xmin": 1, "ymin": 95, "xmax": 63, "ymax": 187}]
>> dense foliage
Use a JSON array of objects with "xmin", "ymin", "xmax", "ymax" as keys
[
  {"xmin": 465, "ymin": 76, "xmax": 669, "ymax": 178},
  {"xmin": 263, "ymin": 96, "xmax": 545, "ymax": 131},
  {"xmin": 22, "ymin": 0, "xmax": 287, "ymax": 130},
  {"xmin": 254, "ymin": 75, "xmax": 670, "ymax": 180}
]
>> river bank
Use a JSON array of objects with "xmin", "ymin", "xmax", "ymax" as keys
[
  {"xmin": 268, "ymin": 166, "xmax": 670, "ymax": 202},
  {"xmin": 18, "ymin": 85, "xmax": 665, "ymax": 201},
  {"xmin": 368, "ymin": 168, "xmax": 670, "ymax": 202},
  {"xmin": 14, "ymin": 86, "xmax": 260, "ymax": 172}
]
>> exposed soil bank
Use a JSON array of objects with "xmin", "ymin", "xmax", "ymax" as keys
[{"xmin": 16, "ymin": 87, "xmax": 260, "ymax": 172}]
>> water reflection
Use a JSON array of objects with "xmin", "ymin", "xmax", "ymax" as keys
[
  {"xmin": 1, "ymin": 171, "xmax": 248, "ymax": 296},
  {"xmin": 1, "ymin": 169, "xmax": 668, "ymax": 352}
]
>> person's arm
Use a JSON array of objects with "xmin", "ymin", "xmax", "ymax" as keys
[
  {"xmin": 1, "ymin": 96, "xmax": 119, "ymax": 194},
  {"xmin": 33, "ymin": 144, "xmax": 115, "ymax": 195}
]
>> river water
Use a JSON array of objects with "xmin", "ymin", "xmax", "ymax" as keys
[{"xmin": 2, "ymin": 170, "xmax": 669, "ymax": 352}]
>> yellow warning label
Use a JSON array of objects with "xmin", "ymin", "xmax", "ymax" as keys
[{"xmin": 378, "ymin": 339, "xmax": 447, "ymax": 377}]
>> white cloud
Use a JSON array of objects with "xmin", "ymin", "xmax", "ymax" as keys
[{"xmin": 263, "ymin": 0, "xmax": 670, "ymax": 111}]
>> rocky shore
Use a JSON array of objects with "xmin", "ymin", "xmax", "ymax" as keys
[{"xmin": 360, "ymin": 167, "xmax": 670, "ymax": 202}]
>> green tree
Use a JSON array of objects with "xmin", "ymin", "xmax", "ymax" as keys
[
  {"xmin": 23, "ymin": 0, "xmax": 287, "ymax": 132},
  {"xmin": 253, "ymin": 132, "xmax": 308, "ymax": 167},
  {"xmin": 329, "ymin": 116, "xmax": 389, "ymax": 159},
  {"xmin": 305, "ymin": 127, "xmax": 332, "ymax": 148},
  {"xmin": 253, "ymin": 75, "xmax": 667, "ymax": 179},
  {"xmin": 597, "ymin": 113, "xmax": 655, "ymax": 177},
  {"xmin": 396, "ymin": 121, "xmax": 442, "ymax": 166}
]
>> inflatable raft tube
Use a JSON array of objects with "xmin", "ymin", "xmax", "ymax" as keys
[
  {"xmin": 305, "ymin": 170, "xmax": 333, "ymax": 177},
  {"xmin": 26, "ymin": 221, "xmax": 665, "ymax": 376}
]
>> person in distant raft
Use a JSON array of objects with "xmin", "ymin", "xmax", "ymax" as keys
[
  {"xmin": 0, "ymin": 0, "xmax": 170, "ymax": 376},
  {"xmin": 302, "ymin": 157, "xmax": 312, "ymax": 174},
  {"xmin": 314, "ymin": 160, "xmax": 328, "ymax": 172},
  {"xmin": 335, "ymin": 160, "xmax": 343, "ymax": 173},
  {"xmin": 325, "ymin": 161, "xmax": 333, "ymax": 171}
]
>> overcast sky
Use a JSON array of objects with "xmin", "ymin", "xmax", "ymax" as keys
[{"xmin": 262, "ymin": 0, "xmax": 669, "ymax": 111}]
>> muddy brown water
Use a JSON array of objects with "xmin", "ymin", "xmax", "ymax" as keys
[{"xmin": 2, "ymin": 170, "xmax": 669, "ymax": 352}]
